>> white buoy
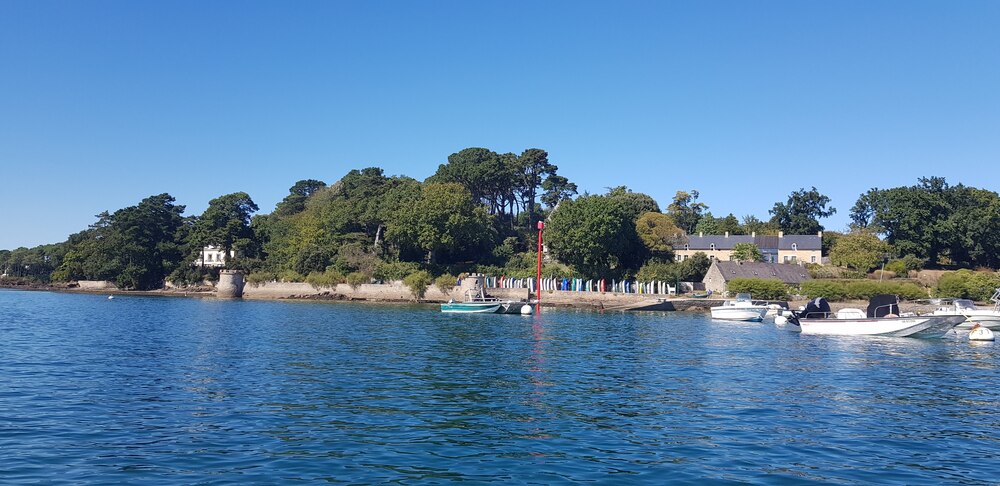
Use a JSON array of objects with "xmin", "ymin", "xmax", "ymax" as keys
[
  {"xmin": 774, "ymin": 315, "xmax": 788, "ymax": 325},
  {"xmin": 107, "ymin": 295, "xmax": 114, "ymax": 300},
  {"xmin": 520, "ymin": 304, "xmax": 533, "ymax": 315},
  {"xmin": 969, "ymin": 323, "xmax": 994, "ymax": 341}
]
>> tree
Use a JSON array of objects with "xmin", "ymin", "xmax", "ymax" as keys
[
  {"xmin": 385, "ymin": 183, "xmax": 495, "ymax": 264},
  {"xmin": 546, "ymin": 187, "xmax": 657, "ymax": 278},
  {"xmin": 829, "ymin": 231, "xmax": 892, "ymax": 272},
  {"xmin": 668, "ymin": 190, "xmax": 707, "ymax": 234},
  {"xmin": 635, "ymin": 212, "xmax": 684, "ymax": 257},
  {"xmin": 849, "ymin": 177, "xmax": 1000, "ymax": 267},
  {"xmin": 731, "ymin": 243, "xmax": 763, "ymax": 262},
  {"xmin": 541, "ymin": 174, "xmax": 578, "ymax": 209},
  {"xmin": 274, "ymin": 179, "xmax": 326, "ymax": 217},
  {"xmin": 191, "ymin": 192, "xmax": 259, "ymax": 266},
  {"xmin": 768, "ymin": 187, "xmax": 835, "ymax": 235},
  {"xmin": 741, "ymin": 215, "xmax": 780, "ymax": 235}
]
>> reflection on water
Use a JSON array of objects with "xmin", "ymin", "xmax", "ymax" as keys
[{"xmin": 1, "ymin": 289, "xmax": 999, "ymax": 483}]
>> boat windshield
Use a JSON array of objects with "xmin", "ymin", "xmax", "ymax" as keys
[
  {"xmin": 955, "ymin": 299, "xmax": 977, "ymax": 310},
  {"xmin": 735, "ymin": 293, "xmax": 752, "ymax": 302}
]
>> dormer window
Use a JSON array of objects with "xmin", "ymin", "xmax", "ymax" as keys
[
  {"xmin": 792, "ymin": 243, "xmax": 798, "ymax": 251},
  {"xmin": 684, "ymin": 244, "xmax": 689, "ymax": 250},
  {"xmin": 710, "ymin": 243, "xmax": 716, "ymax": 251}
]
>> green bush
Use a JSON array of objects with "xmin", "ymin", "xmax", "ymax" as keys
[
  {"xmin": 374, "ymin": 261, "xmax": 421, "ymax": 282},
  {"xmin": 346, "ymin": 271, "xmax": 368, "ymax": 290},
  {"xmin": 403, "ymin": 270, "xmax": 433, "ymax": 300},
  {"xmin": 800, "ymin": 280, "xmax": 926, "ymax": 301},
  {"xmin": 246, "ymin": 271, "xmax": 278, "ymax": 284},
  {"xmin": 277, "ymin": 270, "xmax": 305, "ymax": 282},
  {"xmin": 637, "ymin": 260, "xmax": 678, "ymax": 282},
  {"xmin": 305, "ymin": 269, "xmax": 344, "ymax": 288},
  {"xmin": 800, "ymin": 280, "xmax": 848, "ymax": 301},
  {"xmin": 726, "ymin": 278, "xmax": 790, "ymax": 300},
  {"xmin": 936, "ymin": 270, "xmax": 1000, "ymax": 301},
  {"xmin": 435, "ymin": 274, "xmax": 457, "ymax": 294}
]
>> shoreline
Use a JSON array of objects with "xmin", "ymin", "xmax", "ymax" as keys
[{"xmin": 1, "ymin": 281, "xmax": 944, "ymax": 314}]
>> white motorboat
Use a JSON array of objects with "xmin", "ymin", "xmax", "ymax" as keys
[
  {"xmin": 931, "ymin": 289, "xmax": 1000, "ymax": 329},
  {"xmin": 788, "ymin": 295, "xmax": 964, "ymax": 338},
  {"xmin": 710, "ymin": 293, "xmax": 768, "ymax": 322},
  {"xmin": 441, "ymin": 288, "xmax": 528, "ymax": 314}
]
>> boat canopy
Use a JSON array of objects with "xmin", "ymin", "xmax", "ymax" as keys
[{"xmin": 867, "ymin": 295, "xmax": 900, "ymax": 318}]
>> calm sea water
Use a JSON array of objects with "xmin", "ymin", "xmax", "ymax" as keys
[{"xmin": 1, "ymin": 289, "xmax": 999, "ymax": 484}]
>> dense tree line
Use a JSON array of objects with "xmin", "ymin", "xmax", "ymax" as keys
[{"xmin": 3, "ymin": 152, "xmax": 997, "ymax": 291}]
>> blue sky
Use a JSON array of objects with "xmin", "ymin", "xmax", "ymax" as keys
[{"xmin": 1, "ymin": 1, "xmax": 997, "ymax": 249}]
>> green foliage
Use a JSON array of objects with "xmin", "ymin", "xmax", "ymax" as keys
[
  {"xmin": 800, "ymin": 280, "xmax": 848, "ymax": 301},
  {"xmin": 346, "ymin": 271, "xmax": 368, "ymax": 290},
  {"xmin": 305, "ymin": 268, "xmax": 344, "ymax": 288},
  {"xmin": 637, "ymin": 260, "xmax": 677, "ymax": 282},
  {"xmin": 667, "ymin": 190, "xmax": 708, "ymax": 234},
  {"xmin": 635, "ymin": 212, "xmax": 684, "ymax": 257},
  {"xmin": 166, "ymin": 265, "xmax": 213, "ymax": 286},
  {"xmin": 374, "ymin": 261, "xmax": 421, "ymax": 282},
  {"xmin": 726, "ymin": 278, "xmax": 790, "ymax": 300},
  {"xmin": 546, "ymin": 187, "xmax": 655, "ymax": 279},
  {"xmin": 385, "ymin": 182, "xmax": 496, "ymax": 264},
  {"xmin": 246, "ymin": 271, "xmax": 278, "ymax": 284},
  {"xmin": 277, "ymin": 270, "xmax": 305, "ymax": 282},
  {"xmin": 435, "ymin": 274, "xmax": 457, "ymax": 293},
  {"xmin": 273, "ymin": 179, "xmax": 326, "ymax": 217},
  {"xmin": 768, "ymin": 186, "xmax": 835, "ymax": 235},
  {"xmin": 730, "ymin": 243, "xmax": 763, "ymax": 262},
  {"xmin": 829, "ymin": 231, "xmax": 892, "ymax": 272},
  {"xmin": 936, "ymin": 269, "xmax": 1000, "ymax": 301},
  {"xmin": 885, "ymin": 254, "xmax": 926, "ymax": 275},
  {"xmin": 191, "ymin": 192, "xmax": 259, "ymax": 268},
  {"xmin": 694, "ymin": 212, "xmax": 742, "ymax": 236},
  {"xmin": 800, "ymin": 280, "xmax": 926, "ymax": 301},
  {"xmin": 403, "ymin": 270, "xmax": 432, "ymax": 300},
  {"xmin": 851, "ymin": 177, "xmax": 1000, "ymax": 268}
]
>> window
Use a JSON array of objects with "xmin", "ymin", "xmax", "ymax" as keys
[
  {"xmin": 676, "ymin": 254, "xmax": 682, "ymax": 261},
  {"xmin": 792, "ymin": 243, "xmax": 798, "ymax": 251},
  {"xmin": 811, "ymin": 256, "xmax": 816, "ymax": 263},
  {"xmin": 684, "ymin": 244, "xmax": 689, "ymax": 250},
  {"xmin": 710, "ymin": 244, "xmax": 716, "ymax": 251}
]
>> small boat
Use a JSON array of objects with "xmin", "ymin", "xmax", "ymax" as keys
[
  {"xmin": 691, "ymin": 290, "xmax": 713, "ymax": 299},
  {"xmin": 440, "ymin": 288, "xmax": 527, "ymax": 314},
  {"xmin": 710, "ymin": 293, "xmax": 768, "ymax": 321},
  {"xmin": 931, "ymin": 289, "xmax": 1000, "ymax": 330},
  {"xmin": 788, "ymin": 295, "xmax": 964, "ymax": 338}
]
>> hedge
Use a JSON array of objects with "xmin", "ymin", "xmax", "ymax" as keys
[
  {"xmin": 726, "ymin": 278, "xmax": 790, "ymax": 300},
  {"xmin": 936, "ymin": 270, "xmax": 1000, "ymax": 301},
  {"xmin": 800, "ymin": 280, "xmax": 926, "ymax": 301}
]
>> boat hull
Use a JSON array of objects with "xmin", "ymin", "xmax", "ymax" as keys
[
  {"xmin": 710, "ymin": 307, "xmax": 768, "ymax": 322},
  {"xmin": 932, "ymin": 311, "xmax": 1000, "ymax": 330},
  {"xmin": 440, "ymin": 303, "xmax": 502, "ymax": 313},
  {"xmin": 795, "ymin": 315, "xmax": 965, "ymax": 338}
]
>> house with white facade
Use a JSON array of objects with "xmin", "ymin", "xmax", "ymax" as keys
[{"xmin": 193, "ymin": 245, "xmax": 235, "ymax": 268}]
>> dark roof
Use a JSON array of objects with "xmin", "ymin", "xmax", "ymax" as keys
[
  {"xmin": 707, "ymin": 261, "xmax": 812, "ymax": 284},
  {"xmin": 681, "ymin": 234, "xmax": 821, "ymax": 251},
  {"xmin": 682, "ymin": 235, "xmax": 754, "ymax": 251},
  {"xmin": 778, "ymin": 235, "xmax": 821, "ymax": 251}
]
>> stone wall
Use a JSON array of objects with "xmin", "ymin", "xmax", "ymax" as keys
[{"xmin": 77, "ymin": 280, "xmax": 118, "ymax": 290}]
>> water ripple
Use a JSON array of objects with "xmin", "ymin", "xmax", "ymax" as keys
[{"xmin": 1, "ymin": 289, "xmax": 999, "ymax": 483}]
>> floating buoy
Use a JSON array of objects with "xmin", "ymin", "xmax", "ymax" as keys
[
  {"xmin": 774, "ymin": 315, "xmax": 788, "ymax": 325},
  {"xmin": 107, "ymin": 295, "xmax": 114, "ymax": 300},
  {"xmin": 520, "ymin": 304, "xmax": 533, "ymax": 315},
  {"xmin": 969, "ymin": 323, "xmax": 994, "ymax": 341}
]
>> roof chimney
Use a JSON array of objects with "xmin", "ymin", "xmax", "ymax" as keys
[
  {"xmin": 778, "ymin": 231, "xmax": 784, "ymax": 238},
  {"xmin": 725, "ymin": 231, "xmax": 729, "ymax": 238},
  {"xmin": 699, "ymin": 231, "xmax": 703, "ymax": 237},
  {"xmin": 818, "ymin": 231, "xmax": 823, "ymax": 238},
  {"xmin": 751, "ymin": 231, "xmax": 756, "ymax": 238}
]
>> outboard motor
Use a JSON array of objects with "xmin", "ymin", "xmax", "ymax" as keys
[{"xmin": 787, "ymin": 297, "xmax": 830, "ymax": 325}]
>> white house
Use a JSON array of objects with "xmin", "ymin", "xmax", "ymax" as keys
[{"xmin": 193, "ymin": 245, "xmax": 235, "ymax": 268}]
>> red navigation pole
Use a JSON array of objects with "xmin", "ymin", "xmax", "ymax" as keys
[{"xmin": 536, "ymin": 220, "xmax": 544, "ymax": 313}]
